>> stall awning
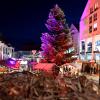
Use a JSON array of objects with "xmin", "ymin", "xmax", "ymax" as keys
[
  {"xmin": 33, "ymin": 63, "xmax": 56, "ymax": 71},
  {"xmin": 0, "ymin": 67, "xmax": 7, "ymax": 72}
]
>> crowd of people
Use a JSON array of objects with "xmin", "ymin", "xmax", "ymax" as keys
[
  {"xmin": 0, "ymin": 70, "xmax": 100, "ymax": 100},
  {"xmin": 81, "ymin": 62, "xmax": 99, "ymax": 74}
]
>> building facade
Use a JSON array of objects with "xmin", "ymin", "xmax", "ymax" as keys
[
  {"xmin": 79, "ymin": 0, "xmax": 100, "ymax": 62},
  {"xmin": 0, "ymin": 41, "xmax": 14, "ymax": 60},
  {"xmin": 70, "ymin": 24, "xmax": 79, "ymax": 56}
]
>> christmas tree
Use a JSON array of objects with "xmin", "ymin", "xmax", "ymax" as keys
[{"xmin": 41, "ymin": 5, "xmax": 76, "ymax": 65}]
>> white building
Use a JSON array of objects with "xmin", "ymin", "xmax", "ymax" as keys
[{"xmin": 0, "ymin": 41, "xmax": 14, "ymax": 60}]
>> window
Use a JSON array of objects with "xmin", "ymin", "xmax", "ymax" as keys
[
  {"xmin": 6, "ymin": 48, "xmax": 7, "ymax": 54},
  {"xmin": 94, "ymin": 23, "xmax": 97, "ymax": 31},
  {"xmin": 87, "ymin": 42, "xmax": 92, "ymax": 52},
  {"xmin": 94, "ymin": 13, "xmax": 97, "ymax": 21},
  {"xmin": 89, "ymin": 16, "xmax": 92, "ymax": 24},
  {"xmin": 95, "ymin": 40, "xmax": 100, "ymax": 46},
  {"xmin": 12, "ymin": 49, "xmax": 14, "ymax": 52},
  {"xmin": 81, "ymin": 41, "xmax": 85, "ymax": 51},
  {"xmin": 89, "ymin": 26, "xmax": 92, "ymax": 33},
  {"xmin": 94, "ymin": 2, "xmax": 98, "ymax": 11},
  {"xmin": 95, "ymin": 40, "xmax": 100, "ymax": 51},
  {"xmin": 3, "ymin": 47, "xmax": 6, "ymax": 54},
  {"xmin": 90, "ymin": 7, "xmax": 93, "ymax": 14}
]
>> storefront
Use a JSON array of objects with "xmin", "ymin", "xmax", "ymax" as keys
[
  {"xmin": 79, "ymin": 52, "xmax": 86, "ymax": 61},
  {"xmin": 86, "ymin": 53, "xmax": 92, "ymax": 61},
  {"xmin": 94, "ymin": 51, "xmax": 100, "ymax": 63}
]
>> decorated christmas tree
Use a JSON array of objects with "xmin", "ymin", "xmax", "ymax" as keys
[{"xmin": 41, "ymin": 5, "xmax": 76, "ymax": 65}]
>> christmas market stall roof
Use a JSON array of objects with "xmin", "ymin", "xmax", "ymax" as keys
[
  {"xmin": 0, "ymin": 67, "xmax": 7, "ymax": 72},
  {"xmin": 33, "ymin": 63, "xmax": 56, "ymax": 71}
]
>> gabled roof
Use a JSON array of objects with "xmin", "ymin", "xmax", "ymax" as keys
[{"xmin": 70, "ymin": 24, "xmax": 79, "ymax": 34}]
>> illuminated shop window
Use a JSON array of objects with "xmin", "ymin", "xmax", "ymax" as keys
[
  {"xmin": 95, "ymin": 54, "xmax": 100, "ymax": 61},
  {"xmin": 89, "ymin": 26, "xmax": 92, "ymax": 33},
  {"xmin": 94, "ymin": 13, "xmax": 97, "ymax": 21},
  {"xmin": 94, "ymin": 2, "xmax": 98, "ymax": 11},
  {"xmin": 81, "ymin": 41, "xmax": 85, "ymax": 51},
  {"xmin": 94, "ymin": 23, "xmax": 97, "ymax": 31},
  {"xmin": 87, "ymin": 54, "xmax": 92, "ymax": 60},
  {"xmin": 90, "ymin": 7, "xmax": 93, "ymax": 14},
  {"xmin": 89, "ymin": 16, "xmax": 92, "ymax": 24}
]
